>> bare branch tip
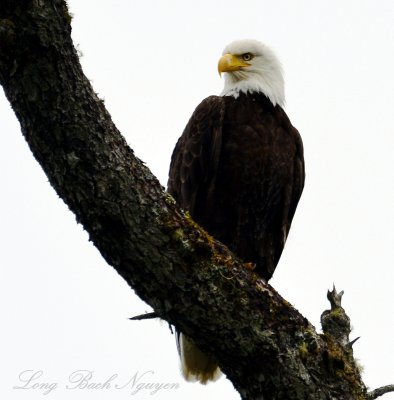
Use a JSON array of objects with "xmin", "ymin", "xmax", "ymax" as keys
[
  {"xmin": 327, "ymin": 284, "xmax": 345, "ymax": 309},
  {"xmin": 347, "ymin": 336, "xmax": 361, "ymax": 349},
  {"xmin": 128, "ymin": 312, "xmax": 158, "ymax": 321},
  {"xmin": 367, "ymin": 384, "xmax": 394, "ymax": 400}
]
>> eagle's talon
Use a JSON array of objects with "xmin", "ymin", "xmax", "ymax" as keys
[{"xmin": 244, "ymin": 262, "xmax": 256, "ymax": 271}]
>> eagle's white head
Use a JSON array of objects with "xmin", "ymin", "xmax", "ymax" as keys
[{"xmin": 218, "ymin": 39, "xmax": 285, "ymax": 107}]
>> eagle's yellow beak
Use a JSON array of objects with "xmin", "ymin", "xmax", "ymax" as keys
[{"xmin": 218, "ymin": 53, "xmax": 250, "ymax": 76}]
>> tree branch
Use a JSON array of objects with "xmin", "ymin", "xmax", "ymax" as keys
[
  {"xmin": 129, "ymin": 312, "xmax": 158, "ymax": 321},
  {"xmin": 367, "ymin": 385, "xmax": 394, "ymax": 400},
  {"xmin": 0, "ymin": 1, "xmax": 372, "ymax": 398}
]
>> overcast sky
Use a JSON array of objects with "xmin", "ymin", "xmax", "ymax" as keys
[{"xmin": 1, "ymin": 1, "xmax": 393, "ymax": 399}]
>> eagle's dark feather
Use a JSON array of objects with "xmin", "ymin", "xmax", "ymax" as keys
[{"xmin": 168, "ymin": 92, "xmax": 304, "ymax": 281}]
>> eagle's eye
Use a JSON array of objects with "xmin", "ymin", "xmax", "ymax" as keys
[{"xmin": 241, "ymin": 53, "xmax": 253, "ymax": 62}]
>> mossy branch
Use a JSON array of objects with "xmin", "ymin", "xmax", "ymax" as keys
[{"xmin": 0, "ymin": 1, "xmax": 387, "ymax": 399}]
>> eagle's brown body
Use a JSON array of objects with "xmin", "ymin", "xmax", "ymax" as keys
[{"xmin": 168, "ymin": 92, "xmax": 304, "ymax": 281}]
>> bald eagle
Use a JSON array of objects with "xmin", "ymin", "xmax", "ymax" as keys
[{"xmin": 167, "ymin": 39, "xmax": 305, "ymax": 384}]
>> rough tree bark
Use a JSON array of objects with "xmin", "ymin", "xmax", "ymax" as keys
[{"xmin": 0, "ymin": 1, "xmax": 392, "ymax": 399}]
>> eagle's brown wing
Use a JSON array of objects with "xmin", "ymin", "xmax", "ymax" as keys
[
  {"xmin": 168, "ymin": 97, "xmax": 226, "ymax": 385},
  {"xmin": 167, "ymin": 95, "xmax": 225, "ymax": 217}
]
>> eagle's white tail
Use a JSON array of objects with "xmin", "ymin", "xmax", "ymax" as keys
[{"xmin": 178, "ymin": 333, "xmax": 221, "ymax": 384}]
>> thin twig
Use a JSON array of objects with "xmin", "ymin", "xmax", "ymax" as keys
[
  {"xmin": 129, "ymin": 311, "xmax": 175, "ymax": 335},
  {"xmin": 129, "ymin": 312, "xmax": 158, "ymax": 321},
  {"xmin": 367, "ymin": 384, "xmax": 394, "ymax": 400}
]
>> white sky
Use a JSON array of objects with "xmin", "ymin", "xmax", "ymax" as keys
[{"xmin": 1, "ymin": 1, "xmax": 393, "ymax": 399}]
